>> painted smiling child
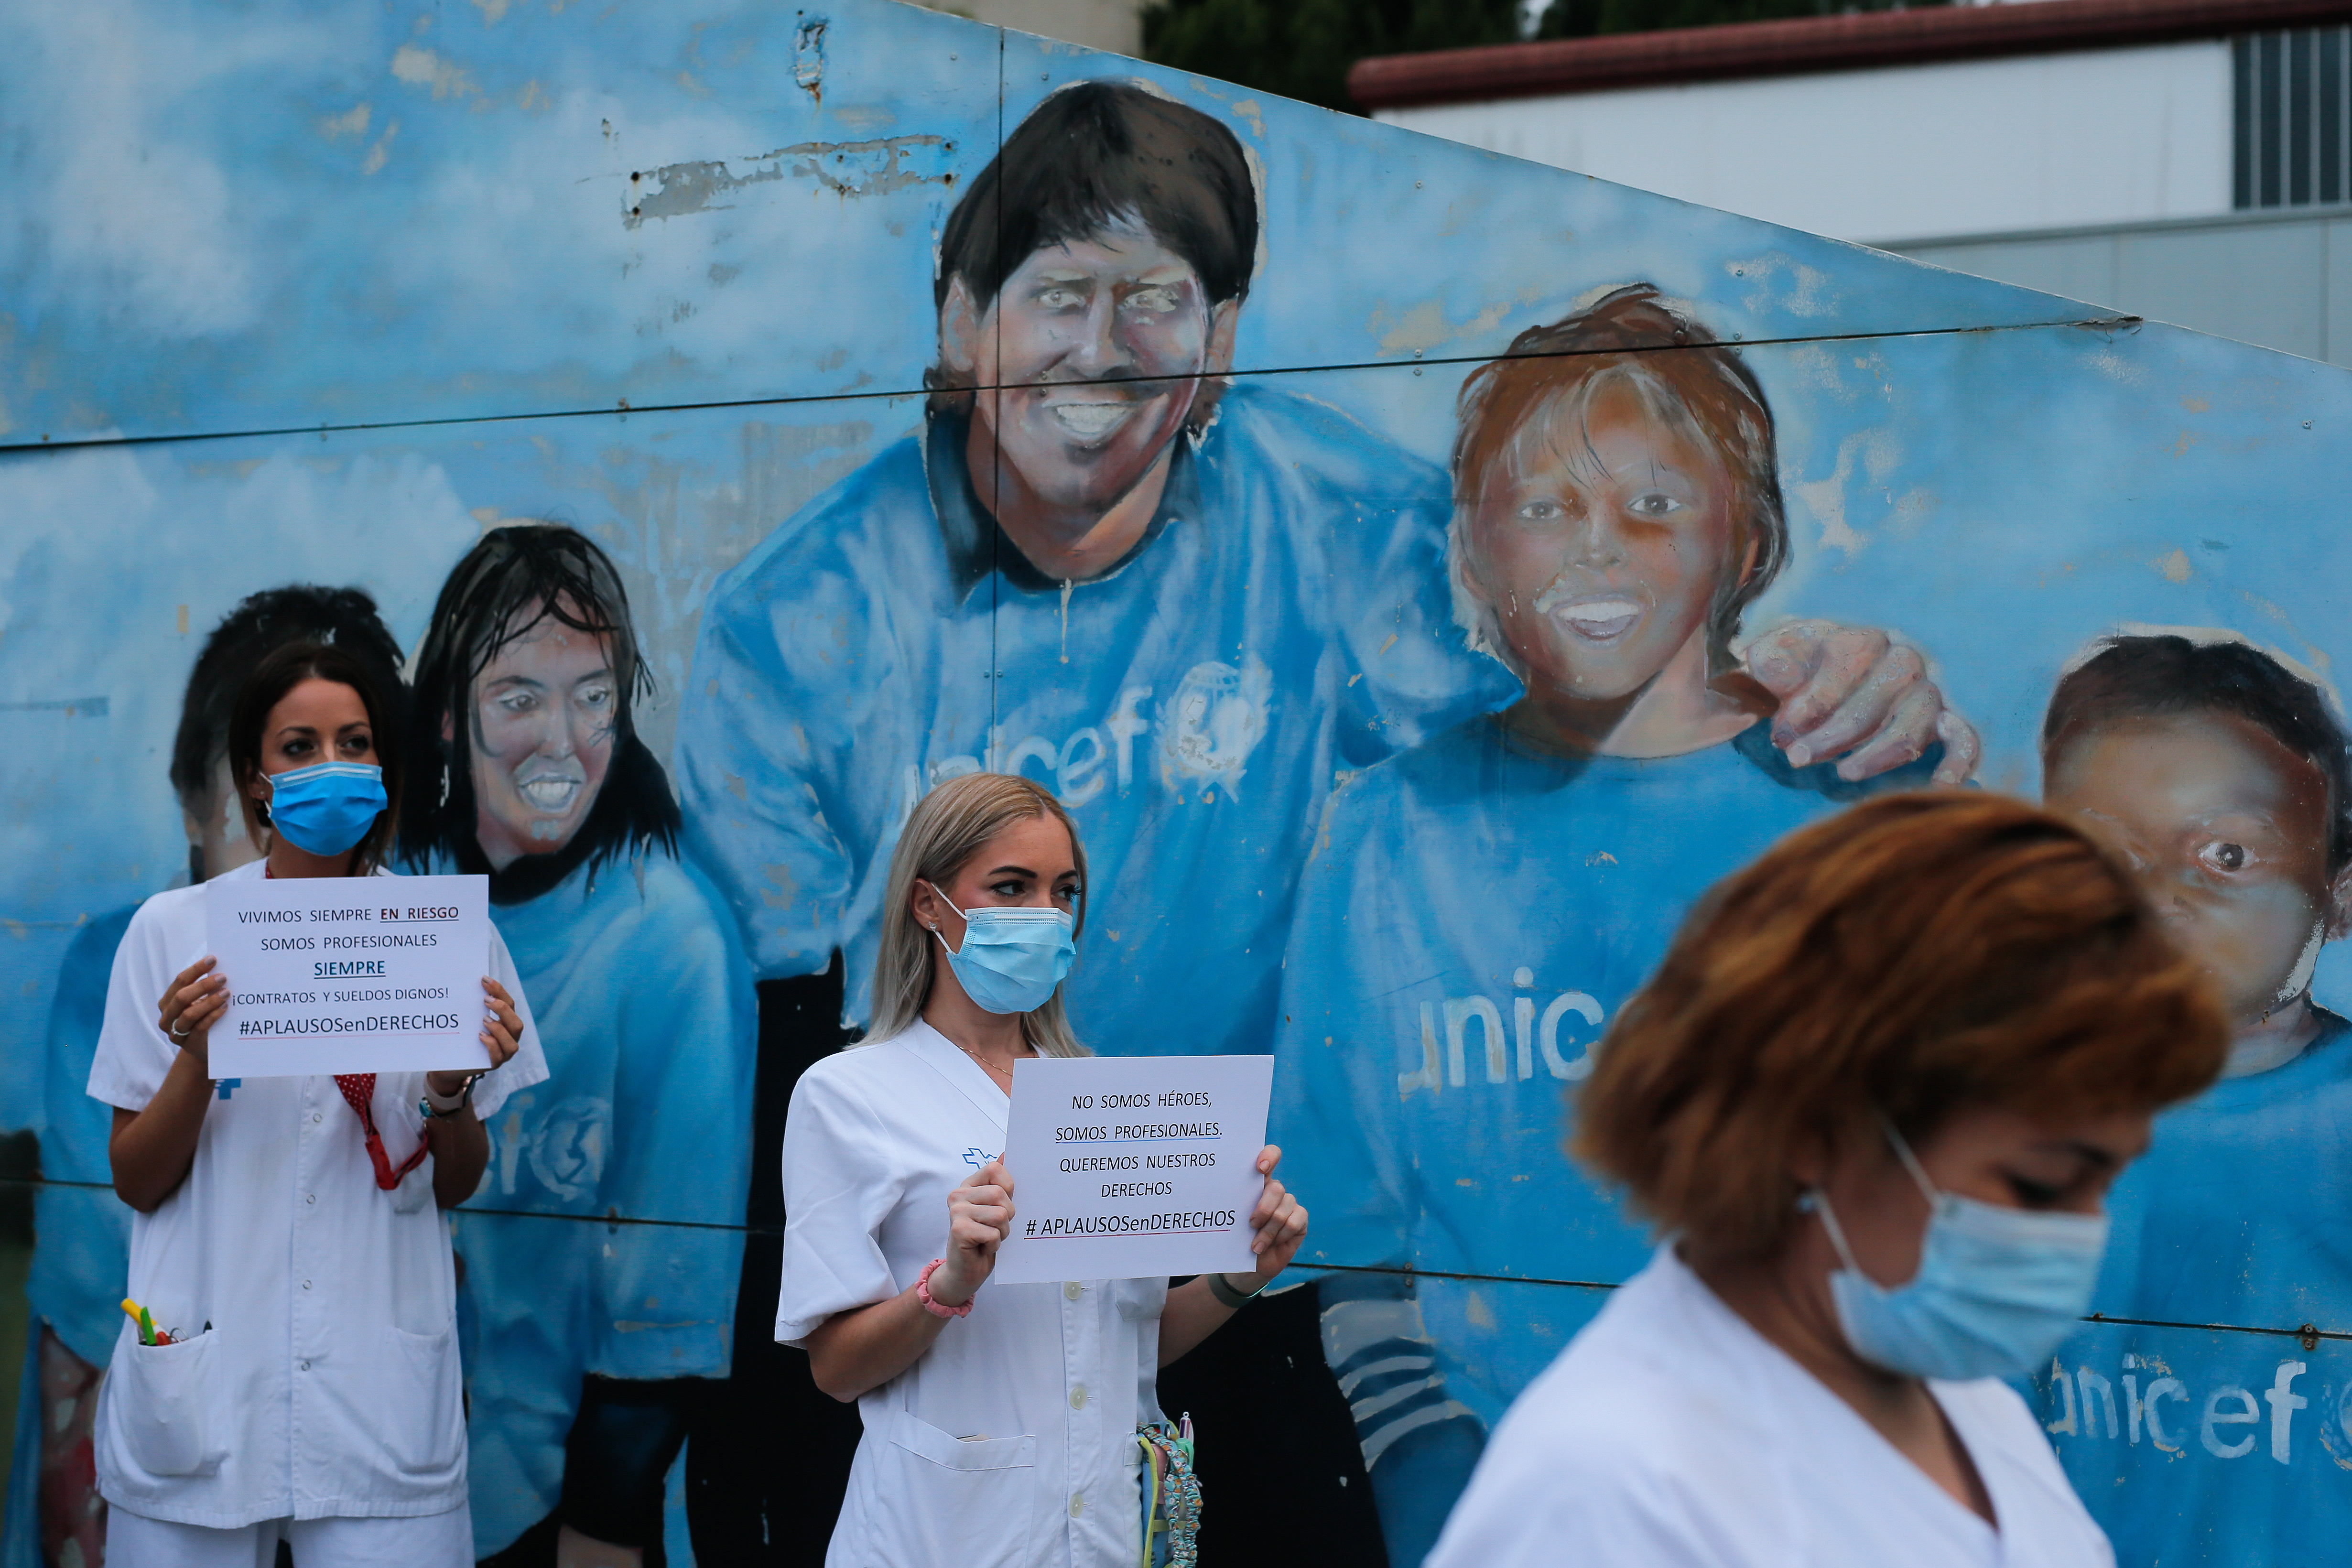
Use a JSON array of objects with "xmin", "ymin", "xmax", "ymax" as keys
[
  {"xmin": 2033, "ymin": 631, "xmax": 2352, "ymax": 1564},
  {"xmin": 1268, "ymin": 284, "xmax": 1943, "ymax": 1565}
]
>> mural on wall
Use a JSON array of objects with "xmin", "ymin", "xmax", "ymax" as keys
[{"xmin": 5, "ymin": 2, "xmax": 2352, "ymax": 1566}]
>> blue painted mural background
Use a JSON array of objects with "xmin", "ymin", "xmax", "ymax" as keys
[{"xmin": 5, "ymin": 1, "xmax": 2352, "ymax": 1564}]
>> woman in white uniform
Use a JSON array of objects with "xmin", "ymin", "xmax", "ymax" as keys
[
  {"xmin": 90, "ymin": 640, "xmax": 549, "ymax": 1567},
  {"xmin": 1427, "ymin": 793, "xmax": 2229, "ymax": 1568},
  {"xmin": 778, "ymin": 771, "xmax": 1309, "ymax": 1568}
]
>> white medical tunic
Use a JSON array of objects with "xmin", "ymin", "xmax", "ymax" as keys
[
  {"xmin": 778, "ymin": 1023, "xmax": 1168, "ymax": 1568},
  {"xmin": 85, "ymin": 861, "xmax": 548, "ymax": 1528},
  {"xmin": 1427, "ymin": 1246, "xmax": 2114, "ymax": 1568}
]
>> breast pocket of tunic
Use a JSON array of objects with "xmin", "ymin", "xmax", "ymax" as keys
[
  {"xmin": 866, "ymin": 1408, "xmax": 1038, "ymax": 1568},
  {"xmin": 106, "ymin": 1331, "xmax": 228, "ymax": 1478}
]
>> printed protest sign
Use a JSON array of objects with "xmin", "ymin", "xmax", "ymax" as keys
[
  {"xmin": 991, "ymin": 1054, "xmax": 1273, "ymax": 1285},
  {"xmin": 206, "ymin": 874, "xmax": 492, "ymax": 1077}
]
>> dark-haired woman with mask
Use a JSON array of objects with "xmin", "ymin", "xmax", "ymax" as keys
[
  {"xmin": 88, "ymin": 640, "xmax": 547, "ymax": 1568},
  {"xmin": 20, "ymin": 584, "xmax": 411, "ymax": 1567},
  {"xmin": 778, "ymin": 771, "xmax": 1309, "ymax": 1568}
]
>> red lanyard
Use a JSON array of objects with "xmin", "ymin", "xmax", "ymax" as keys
[
  {"xmin": 262, "ymin": 868, "xmax": 428, "ymax": 1192},
  {"xmin": 334, "ymin": 1073, "xmax": 430, "ymax": 1191}
]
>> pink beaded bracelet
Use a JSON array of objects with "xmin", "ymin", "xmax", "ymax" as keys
[{"xmin": 917, "ymin": 1258, "xmax": 973, "ymax": 1319}]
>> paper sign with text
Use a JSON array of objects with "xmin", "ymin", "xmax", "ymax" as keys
[
  {"xmin": 206, "ymin": 874, "xmax": 493, "ymax": 1077},
  {"xmin": 992, "ymin": 1054, "xmax": 1274, "ymax": 1285}
]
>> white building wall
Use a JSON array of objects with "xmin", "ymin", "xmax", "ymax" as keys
[
  {"xmin": 1891, "ymin": 206, "xmax": 2352, "ymax": 366},
  {"xmin": 1378, "ymin": 41, "xmax": 2234, "ymax": 245}
]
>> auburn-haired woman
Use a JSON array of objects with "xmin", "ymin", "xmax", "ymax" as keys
[
  {"xmin": 90, "ymin": 640, "xmax": 547, "ymax": 1567},
  {"xmin": 776, "ymin": 771, "xmax": 1308, "ymax": 1568},
  {"xmin": 1428, "ymin": 792, "xmax": 2227, "ymax": 1568}
]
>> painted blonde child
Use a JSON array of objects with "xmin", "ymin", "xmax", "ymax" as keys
[{"xmin": 1269, "ymin": 285, "xmax": 1940, "ymax": 1564}]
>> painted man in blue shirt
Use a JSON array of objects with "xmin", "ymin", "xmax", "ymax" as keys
[
  {"xmin": 1270, "ymin": 287, "xmax": 1943, "ymax": 1564},
  {"xmin": 674, "ymin": 81, "xmax": 1972, "ymax": 1060}
]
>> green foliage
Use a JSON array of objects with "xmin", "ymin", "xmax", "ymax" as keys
[
  {"xmin": 1535, "ymin": 0, "xmax": 1947, "ymax": 41},
  {"xmin": 1140, "ymin": 0, "xmax": 1523, "ymax": 114}
]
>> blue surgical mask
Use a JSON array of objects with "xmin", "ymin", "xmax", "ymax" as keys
[
  {"xmin": 1805, "ymin": 1122, "xmax": 2109, "ymax": 1381},
  {"xmin": 925, "ymin": 884, "xmax": 1076, "ymax": 1016},
  {"xmin": 267, "ymin": 761, "xmax": 389, "ymax": 857}
]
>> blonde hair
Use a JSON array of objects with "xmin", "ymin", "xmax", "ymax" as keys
[{"xmin": 866, "ymin": 772, "xmax": 1091, "ymax": 1057}]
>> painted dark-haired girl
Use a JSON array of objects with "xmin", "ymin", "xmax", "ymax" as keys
[
  {"xmin": 89, "ymin": 639, "xmax": 545, "ymax": 1566},
  {"xmin": 403, "ymin": 524, "xmax": 755, "ymax": 1565}
]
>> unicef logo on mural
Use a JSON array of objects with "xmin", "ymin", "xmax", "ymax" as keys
[
  {"xmin": 1157, "ymin": 659, "xmax": 1270, "ymax": 798},
  {"xmin": 526, "ymin": 1096, "xmax": 612, "ymax": 1203}
]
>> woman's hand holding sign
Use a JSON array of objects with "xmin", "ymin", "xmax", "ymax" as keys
[
  {"xmin": 430, "ymin": 975, "xmax": 523, "ymax": 1099},
  {"xmin": 112, "ymin": 956, "xmax": 237, "ymax": 1211},
  {"xmin": 157, "ymin": 956, "xmax": 229, "ymax": 1068},
  {"xmin": 1160, "ymin": 1144, "xmax": 1311, "ymax": 1366},
  {"xmin": 803, "ymin": 1159, "xmax": 1019, "ymax": 1402},
  {"xmin": 933, "ymin": 1160, "xmax": 1017, "ymax": 1308},
  {"xmin": 1236, "ymin": 1144, "xmax": 1309, "ymax": 1288}
]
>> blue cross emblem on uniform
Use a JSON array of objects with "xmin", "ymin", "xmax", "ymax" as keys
[{"xmin": 215, "ymin": 1079, "xmax": 241, "ymax": 1101}]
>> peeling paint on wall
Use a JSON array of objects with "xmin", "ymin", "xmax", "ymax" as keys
[{"xmin": 622, "ymin": 136, "xmax": 954, "ymax": 227}]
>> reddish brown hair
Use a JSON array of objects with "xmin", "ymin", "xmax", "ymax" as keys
[
  {"xmin": 1448, "ymin": 284, "xmax": 1788, "ymax": 673},
  {"xmin": 1577, "ymin": 791, "xmax": 2227, "ymax": 1259}
]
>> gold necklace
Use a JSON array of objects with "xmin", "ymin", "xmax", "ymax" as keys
[{"xmin": 952, "ymin": 1037, "xmax": 1022, "ymax": 1081}]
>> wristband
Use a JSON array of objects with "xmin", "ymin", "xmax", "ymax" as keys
[
  {"xmin": 917, "ymin": 1258, "xmax": 973, "ymax": 1319},
  {"xmin": 422, "ymin": 1073, "xmax": 483, "ymax": 1118},
  {"xmin": 1206, "ymin": 1271, "xmax": 1267, "ymax": 1310}
]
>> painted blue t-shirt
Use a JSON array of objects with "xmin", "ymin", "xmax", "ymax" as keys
[
  {"xmin": 26, "ymin": 905, "xmax": 139, "ymax": 1367},
  {"xmin": 6, "ymin": 906, "xmax": 142, "ymax": 1568},
  {"xmin": 2101, "ymin": 1006, "xmax": 2352, "ymax": 1325},
  {"xmin": 673, "ymin": 383, "xmax": 1517, "ymax": 1054},
  {"xmin": 1275, "ymin": 718, "xmax": 1933, "ymax": 1421},
  {"xmin": 449, "ymin": 848, "xmax": 756, "ymax": 1555},
  {"xmin": 2043, "ymin": 1006, "xmax": 2352, "ymax": 1568}
]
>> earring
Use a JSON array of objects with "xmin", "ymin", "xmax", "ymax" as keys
[{"xmin": 437, "ymin": 763, "xmax": 450, "ymax": 810}]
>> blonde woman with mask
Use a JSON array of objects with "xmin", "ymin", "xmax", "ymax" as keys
[{"xmin": 776, "ymin": 772, "xmax": 1308, "ymax": 1568}]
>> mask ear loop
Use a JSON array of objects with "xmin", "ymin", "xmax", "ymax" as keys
[
  {"xmin": 920, "ymin": 880, "xmax": 967, "ymax": 955},
  {"xmin": 1799, "ymin": 1187, "xmax": 1865, "ymax": 1275},
  {"xmin": 1801, "ymin": 1114, "xmax": 1940, "ymax": 1276},
  {"xmin": 1877, "ymin": 1113, "xmax": 1943, "ymax": 1208}
]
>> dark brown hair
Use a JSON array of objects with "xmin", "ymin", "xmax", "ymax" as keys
[
  {"xmin": 169, "ymin": 586, "xmax": 406, "ymax": 819},
  {"xmin": 926, "ymin": 82, "xmax": 1257, "ymax": 427},
  {"xmin": 1577, "ymin": 791, "xmax": 2227, "ymax": 1259},
  {"xmin": 2043, "ymin": 633, "xmax": 2352, "ymax": 872},
  {"xmin": 1449, "ymin": 284, "xmax": 1788, "ymax": 674},
  {"xmin": 399, "ymin": 523, "xmax": 678, "ymax": 890},
  {"xmin": 227, "ymin": 641, "xmax": 404, "ymax": 875},
  {"xmin": 934, "ymin": 81, "xmax": 1257, "ymax": 316}
]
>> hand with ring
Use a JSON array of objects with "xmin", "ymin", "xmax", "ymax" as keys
[{"xmin": 156, "ymin": 957, "xmax": 228, "ymax": 1067}]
